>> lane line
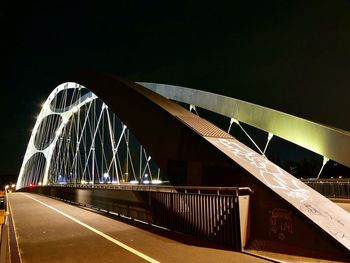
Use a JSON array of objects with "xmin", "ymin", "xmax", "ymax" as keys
[
  {"xmin": 23, "ymin": 194, "xmax": 160, "ymax": 263},
  {"xmin": 8, "ymin": 194, "xmax": 23, "ymax": 263}
]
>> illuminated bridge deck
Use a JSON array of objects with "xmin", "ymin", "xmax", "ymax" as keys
[{"xmin": 8, "ymin": 193, "xmax": 268, "ymax": 263}]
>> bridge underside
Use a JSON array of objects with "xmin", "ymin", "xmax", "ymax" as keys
[{"xmin": 21, "ymin": 72, "xmax": 350, "ymax": 260}]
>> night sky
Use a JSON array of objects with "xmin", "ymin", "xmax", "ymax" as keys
[{"xmin": 2, "ymin": 0, "xmax": 350, "ymax": 178}]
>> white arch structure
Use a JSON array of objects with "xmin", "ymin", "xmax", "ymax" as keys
[
  {"xmin": 18, "ymin": 81, "xmax": 350, "ymax": 189},
  {"xmin": 17, "ymin": 82, "xmax": 158, "ymax": 189},
  {"xmin": 17, "ymin": 83, "xmax": 95, "ymax": 188}
]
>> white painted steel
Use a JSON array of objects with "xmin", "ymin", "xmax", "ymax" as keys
[
  {"xmin": 17, "ymin": 83, "xmax": 96, "ymax": 189},
  {"xmin": 17, "ymin": 82, "xmax": 158, "ymax": 190},
  {"xmin": 139, "ymin": 82, "xmax": 350, "ymax": 168}
]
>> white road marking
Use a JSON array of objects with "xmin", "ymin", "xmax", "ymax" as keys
[
  {"xmin": 8, "ymin": 195, "xmax": 23, "ymax": 263},
  {"xmin": 23, "ymin": 194, "xmax": 160, "ymax": 263}
]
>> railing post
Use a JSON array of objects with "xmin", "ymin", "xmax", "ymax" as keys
[
  {"xmin": 237, "ymin": 189, "xmax": 251, "ymax": 251},
  {"xmin": 170, "ymin": 192, "xmax": 174, "ymax": 231}
]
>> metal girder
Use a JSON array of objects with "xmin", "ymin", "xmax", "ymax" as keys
[{"xmin": 139, "ymin": 82, "xmax": 350, "ymax": 168}]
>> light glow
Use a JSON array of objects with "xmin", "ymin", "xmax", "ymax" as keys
[
  {"xmin": 72, "ymin": 106, "xmax": 79, "ymax": 113},
  {"xmin": 230, "ymin": 118, "xmax": 239, "ymax": 125},
  {"xmin": 151, "ymin": 180, "xmax": 162, "ymax": 184},
  {"xmin": 130, "ymin": 180, "xmax": 138, "ymax": 184}
]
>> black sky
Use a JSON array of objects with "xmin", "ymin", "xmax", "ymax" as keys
[{"xmin": 2, "ymin": 0, "xmax": 350, "ymax": 176}]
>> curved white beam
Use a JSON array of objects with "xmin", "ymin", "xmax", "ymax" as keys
[
  {"xmin": 17, "ymin": 82, "xmax": 97, "ymax": 189},
  {"xmin": 139, "ymin": 82, "xmax": 350, "ymax": 168}
]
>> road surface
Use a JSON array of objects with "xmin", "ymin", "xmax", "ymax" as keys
[{"xmin": 8, "ymin": 192, "xmax": 268, "ymax": 263}]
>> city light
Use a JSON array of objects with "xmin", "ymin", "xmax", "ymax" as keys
[
  {"xmin": 129, "ymin": 180, "xmax": 138, "ymax": 184},
  {"xmin": 151, "ymin": 180, "xmax": 162, "ymax": 185}
]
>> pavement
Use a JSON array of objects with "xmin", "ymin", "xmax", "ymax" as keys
[
  {"xmin": 8, "ymin": 192, "xmax": 269, "ymax": 263},
  {"xmin": 332, "ymin": 199, "xmax": 350, "ymax": 213}
]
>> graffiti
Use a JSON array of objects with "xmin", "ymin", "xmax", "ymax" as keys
[
  {"xmin": 300, "ymin": 203, "xmax": 322, "ymax": 215},
  {"xmin": 269, "ymin": 208, "xmax": 293, "ymax": 241},
  {"xmin": 211, "ymin": 138, "xmax": 309, "ymax": 202},
  {"xmin": 208, "ymin": 137, "xmax": 350, "ymax": 247}
]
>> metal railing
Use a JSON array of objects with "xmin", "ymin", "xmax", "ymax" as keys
[
  {"xmin": 302, "ymin": 179, "xmax": 350, "ymax": 199},
  {"xmin": 22, "ymin": 185, "xmax": 253, "ymax": 250},
  {"xmin": 150, "ymin": 191, "xmax": 239, "ymax": 247},
  {"xmin": 0, "ymin": 194, "xmax": 10, "ymax": 263}
]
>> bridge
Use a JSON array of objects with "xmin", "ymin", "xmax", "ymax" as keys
[{"xmin": 5, "ymin": 72, "xmax": 350, "ymax": 262}]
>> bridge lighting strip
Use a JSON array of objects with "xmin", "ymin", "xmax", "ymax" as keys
[{"xmin": 24, "ymin": 194, "xmax": 160, "ymax": 263}]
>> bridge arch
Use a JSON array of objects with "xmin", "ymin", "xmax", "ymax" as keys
[{"xmin": 17, "ymin": 72, "xmax": 350, "ymax": 259}]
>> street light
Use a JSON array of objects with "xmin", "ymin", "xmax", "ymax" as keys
[{"xmin": 103, "ymin": 173, "xmax": 110, "ymax": 183}]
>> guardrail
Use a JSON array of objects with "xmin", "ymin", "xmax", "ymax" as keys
[
  {"xmin": 0, "ymin": 193, "xmax": 9, "ymax": 263},
  {"xmin": 21, "ymin": 185, "xmax": 253, "ymax": 251},
  {"xmin": 49, "ymin": 183, "xmax": 253, "ymax": 194},
  {"xmin": 302, "ymin": 179, "xmax": 350, "ymax": 199}
]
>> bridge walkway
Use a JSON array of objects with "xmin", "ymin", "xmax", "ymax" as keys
[{"xmin": 8, "ymin": 193, "xmax": 268, "ymax": 263}]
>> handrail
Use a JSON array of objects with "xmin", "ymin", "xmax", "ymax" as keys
[
  {"xmin": 43, "ymin": 184, "xmax": 254, "ymax": 195},
  {"xmin": 302, "ymin": 179, "xmax": 350, "ymax": 199},
  {"xmin": 23, "ymin": 184, "xmax": 248, "ymax": 250},
  {"xmin": 0, "ymin": 193, "xmax": 9, "ymax": 262}
]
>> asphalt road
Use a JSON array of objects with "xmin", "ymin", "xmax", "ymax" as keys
[{"xmin": 8, "ymin": 193, "xmax": 268, "ymax": 263}]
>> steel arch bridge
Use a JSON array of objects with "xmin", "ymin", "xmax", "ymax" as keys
[
  {"xmin": 17, "ymin": 72, "xmax": 350, "ymax": 260},
  {"xmin": 17, "ymin": 82, "xmax": 160, "ymax": 189}
]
